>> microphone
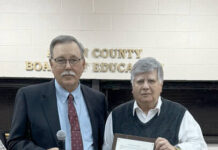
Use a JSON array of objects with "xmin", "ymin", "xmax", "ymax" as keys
[{"xmin": 56, "ymin": 130, "xmax": 66, "ymax": 150}]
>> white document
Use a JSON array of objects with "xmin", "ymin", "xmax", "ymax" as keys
[
  {"xmin": 113, "ymin": 134, "xmax": 155, "ymax": 150},
  {"xmin": 115, "ymin": 138, "xmax": 154, "ymax": 150}
]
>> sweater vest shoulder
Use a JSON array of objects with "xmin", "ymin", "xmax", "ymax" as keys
[{"xmin": 112, "ymin": 98, "xmax": 186, "ymax": 145}]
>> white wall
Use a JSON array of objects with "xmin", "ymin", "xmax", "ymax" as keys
[
  {"xmin": 1, "ymin": 0, "xmax": 218, "ymax": 80},
  {"xmin": 208, "ymin": 144, "xmax": 218, "ymax": 150}
]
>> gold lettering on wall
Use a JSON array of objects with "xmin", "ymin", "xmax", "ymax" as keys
[
  {"xmin": 91, "ymin": 48, "xmax": 142, "ymax": 59},
  {"xmin": 26, "ymin": 61, "xmax": 33, "ymax": 71},
  {"xmin": 126, "ymin": 63, "xmax": 132, "ymax": 73},
  {"xmin": 134, "ymin": 49, "xmax": 142, "ymax": 59},
  {"xmin": 117, "ymin": 63, "xmax": 125, "ymax": 72},
  {"xmin": 34, "ymin": 62, "xmax": 42, "ymax": 71},
  {"xmin": 109, "ymin": 63, "xmax": 117, "ymax": 72},
  {"xmin": 42, "ymin": 62, "xmax": 51, "ymax": 71},
  {"xmin": 25, "ymin": 48, "xmax": 143, "ymax": 74},
  {"xmin": 92, "ymin": 63, "xmax": 132, "ymax": 73},
  {"xmin": 26, "ymin": 61, "xmax": 51, "ymax": 71},
  {"xmin": 109, "ymin": 49, "xmax": 117, "ymax": 58},
  {"xmin": 93, "ymin": 63, "xmax": 99, "ymax": 72},
  {"xmin": 92, "ymin": 48, "xmax": 100, "ymax": 58},
  {"xmin": 118, "ymin": 49, "xmax": 126, "ymax": 59}
]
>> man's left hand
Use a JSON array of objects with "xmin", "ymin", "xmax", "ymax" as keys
[{"xmin": 155, "ymin": 137, "xmax": 176, "ymax": 150}]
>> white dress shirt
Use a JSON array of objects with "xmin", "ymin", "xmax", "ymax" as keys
[{"xmin": 102, "ymin": 97, "xmax": 208, "ymax": 150}]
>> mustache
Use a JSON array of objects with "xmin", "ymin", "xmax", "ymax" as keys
[{"xmin": 61, "ymin": 71, "xmax": 76, "ymax": 77}]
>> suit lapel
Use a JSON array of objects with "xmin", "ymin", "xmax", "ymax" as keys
[
  {"xmin": 81, "ymin": 84, "xmax": 98, "ymax": 149},
  {"xmin": 40, "ymin": 80, "xmax": 61, "ymax": 144}
]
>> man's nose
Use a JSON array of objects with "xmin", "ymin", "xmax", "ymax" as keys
[
  {"xmin": 142, "ymin": 81, "xmax": 149, "ymax": 89},
  {"xmin": 65, "ymin": 60, "xmax": 71, "ymax": 69}
]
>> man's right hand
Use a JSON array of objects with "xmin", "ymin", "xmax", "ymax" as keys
[{"xmin": 47, "ymin": 148, "xmax": 59, "ymax": 150}]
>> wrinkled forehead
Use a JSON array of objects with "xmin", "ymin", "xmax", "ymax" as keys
[
  {"xmin": 134, "ymin": 70, "xmax": 158, "ymax": 80},
  {"xmin": 53, "ymin": 42, "xmax": 81, "ymax": 54}
]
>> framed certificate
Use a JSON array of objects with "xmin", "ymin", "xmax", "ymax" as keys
[{"xmin": 112, "ymin": 133, "xmax": 155, "ymax": 150}]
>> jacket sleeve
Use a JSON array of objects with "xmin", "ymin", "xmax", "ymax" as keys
[{"xmin": 7, "ymin": 88, "xmax": 46, "ymax": 150}]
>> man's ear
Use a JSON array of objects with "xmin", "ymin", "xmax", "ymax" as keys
[
  {"xmin": 49, "ymin": 59, "xmax": 53, "ymax": 67},
  {"xmin": 131, "ymin": 83, "xmax": 134, "ymax": 94},
  {"xmin": 82, "ymin": 58, "xmax": 86, "ymax": 68},
  {"xmin": 160, "ymin": 82, "xmax": 163, "ymax": 92}
]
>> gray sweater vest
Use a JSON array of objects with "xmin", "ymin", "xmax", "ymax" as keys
[{"xmin": 112, "ymin": 98, "xmax": 186, "ymax": 145}]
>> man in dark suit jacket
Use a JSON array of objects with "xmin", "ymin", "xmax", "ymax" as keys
[{"xmin": 8, "ymin": 35, "xmax": 107, "ymax": 150}]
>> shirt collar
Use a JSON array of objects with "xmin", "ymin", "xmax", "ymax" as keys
[
  {"xmin": 55, "ymin": 80, "xmax": 81, "ymax": 104},
  {"xmin": 133, "ymin": 96, "xmax": 162, "ymax": 116}
]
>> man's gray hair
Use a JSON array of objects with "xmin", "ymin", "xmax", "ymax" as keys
[
  {"xmin": 131, "ymin": 57, "xmax": 164, "ymax": 84},
  {"xmin": 49, "ymin": 35, "xmax": 85, "ymax": 59}
]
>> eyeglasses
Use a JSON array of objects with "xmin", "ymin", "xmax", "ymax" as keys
[{"xmin": 52, "ymin": 57, "xmax": 82, "ymax": 67}]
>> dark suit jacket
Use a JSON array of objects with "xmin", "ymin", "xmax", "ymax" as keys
[{"xmin": 7, "ymin": 80, "xmax": 107, "ymax": 150}]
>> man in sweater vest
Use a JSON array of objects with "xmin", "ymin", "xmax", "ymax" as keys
[{"xmin": 103, "ymin": 57, "xmax": 207, "ymax": 150}]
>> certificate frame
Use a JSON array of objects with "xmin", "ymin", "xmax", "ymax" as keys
[{"xmin": 112, "ymin": 133, "xmax": 155, "ymax": 150}]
